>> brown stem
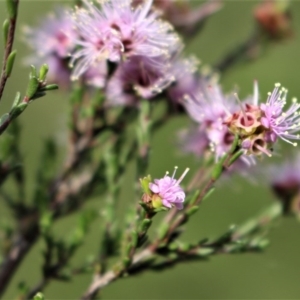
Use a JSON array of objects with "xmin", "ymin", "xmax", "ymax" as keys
[
  {"xmin": 0, "ymin": 225, "xmax": 39, "ymax": 297},
  {"xmin": 213, "ymin": 31, "xmax": 260, "ymax": 74},
  {"xmin": 0, "ymin": 0, "xmax": 19, "ymax": 102}
]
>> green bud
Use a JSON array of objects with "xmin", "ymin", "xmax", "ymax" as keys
[
  {"xmin": 39, "ymin": 64, "xmax": 49, "ymax": 81},
  {"xmin": 33, "ymin": 292, "xmax": 45, "ymax": 300},
  {"xmin": 186, "ymin": 205, "xmax": 199, "ymax": 217},
  {"xmin": 10, "ymin": 102, "xmax": 27, "ymax": 118},
  {"xmin": 6, "ymin": 0, "xmax": 18, "ymax": 18},
  {"xmin": 140, "ymin": 175, "xmax": 152, "ymax": 195},
  {"xmin": 5, "ymin": 50, "xmax": 16, "ymax": 77},
  {"xmin": 2, "ymin": 19, "xmax": 9, "ymax": 46}
]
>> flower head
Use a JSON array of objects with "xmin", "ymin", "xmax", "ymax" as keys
[
  {"xmin": 167, "ymin": 56, "xmax": 200, "ymax": 104},
  {"xmin": 225, "ymin": 82, "xmax": 300, "ymax": 157},
  {"xmin": 70, "ymin": 0, "xmax": 181, "ymax": 80},
  {"xmin": 23, "ymin": 8, "xmax": 77, "ymax": 86},
  {"xmin": 106, "ymin": 55, "xmax": 175, "ymax": 105},
  {"xmin": 260, "ymin": 83, "xmax": 300, "ymax": 145},
  {"xmin": 148, "ymin": 167, "xmax": 189, "ymax": 210},
  {"xmin": 182, "ymin": 79, "xmax": 239, "ymax": 160}
]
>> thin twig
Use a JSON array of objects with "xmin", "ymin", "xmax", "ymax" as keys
[
  {"xmin": 0, "ymin": 0, "xmax": 19, "ymax": 101},
  {"xmin": 81, "ymin": 201, "xmax": 281, "ymax": 300},
  {"xmin": 213, "ymin": 31, "xmax": 260, "ymax": 74}
]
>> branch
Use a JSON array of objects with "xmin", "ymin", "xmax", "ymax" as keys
[
  {"xmin": 81, "ymin": 202, "xmax": 281, "ymax": 300},
  {"xmin": 213, "ymin": 31, "xmax": 260, "ymax": 74},
  {"xmin": 0, "ymin": 0, "xmax": 19, "ymax": 102}
]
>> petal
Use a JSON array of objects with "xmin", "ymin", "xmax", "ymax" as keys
[
  {"xmin": 149, "ymin": 183, "xmax": 160, "ymax": 193},
  {"xmin": 162, "ymin": 199, "xmax": 172, "ymax": 208}
]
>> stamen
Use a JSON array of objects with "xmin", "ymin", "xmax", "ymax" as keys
[
  {"xmin": 176, "ymin": 168, "xmax": 190, "ymax": 184},
  {"xmin": 172, "ymin": 166, "xmax": 178, "ymax": 179},
  {"xmin": 234, "ymin": 93, "xmax": 249, "ymax": 126},
  {"xmin": 255, "ymin": 144, "xmax": 272, "ymax": 157}
]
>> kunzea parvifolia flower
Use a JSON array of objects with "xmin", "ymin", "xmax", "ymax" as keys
[{"xmin": 140, "ymin": 167, "xmax": 189, "ymax": 210}]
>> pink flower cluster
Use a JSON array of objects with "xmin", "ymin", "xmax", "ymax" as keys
[{"xmin": 181, "ymin": 80, "xmax": 300, "ymax": 163}]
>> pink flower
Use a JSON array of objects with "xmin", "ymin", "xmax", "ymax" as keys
[
  {"xmin": 167, "ymin": 56, "xmax": 200, "ymax": 104},
  {"xmin": 260, "ymin": 83, "xmax": 300, "ymax": 146},
  {"xmin": 70, "ymin": 0, "xmax": 181, "ymax": 80},
  {"xmin": 106, "ymin": 55, "xmax": 175, "ymax": 106},
  {"xmin": 182, "ymin": 80, "xmax": 238, "ymax": 160},
  {"xmin": 149, "ymin": 167, "xmax": 189, "ymax": 210},
  {"xmin": 23, "ymin": 8, "xmax": 77, "ymax": 87},
  {"xmin": 225, "ymin": 82, "xmax": 300, "ymax": 157}
]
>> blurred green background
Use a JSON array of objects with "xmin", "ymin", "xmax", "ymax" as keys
[{"xmin": 1, "ymin": 0, "xmax": 300, "ymax": 299}]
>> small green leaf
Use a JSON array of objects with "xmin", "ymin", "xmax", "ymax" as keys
[
  {"xmin": 140, "ymin": 175, "xmax": 152, "ymax": 195},
  {"xmin": 122, "ymin": 257, "xmax": 131, "ymax": 269},
  {"xmin": 197, "ymin": 247, "xmax": 214, "ymax": 257},
  {"xmin": 202, "ymin": 187, "xmax": 215, "ymax": 202},
  {"xmin": 187, "ymin": 189, "xmax": 200, "ymax": 205},
  {"xmin": 158, "ymin": 222, "xmax": 169, "ymax": 240},
  {"xmin": 5, "ymin": 50, "xmax": 16, "ymax": 77},
  {"xmin": 0, "ymin": 113, "xmax": 10, "ymax": 127},
  {"xmin": 26, "ymin": 76, "xmax": 39, "ymax": 99},
  {"xmin": 11, "ymin": 91, "xmax": 21, "ymax": 109},
  {"xmin": 6, "ymin": 0, "xmax": 18, "ymax": 18},
  {"xmin": 153, "ymin": 206, "xmax": 168, "ymax": 213},
  {"xmin": 168, "ymin": 242, "xmax": 178, "ymax": 251},
  {"xmin": 2, "ymin": 19, "xmax": 9, "ymax": 46},
  {"xmin": 33, "ymin": 292, "xmax": 45, "ymax": 300},
  {"xmin": 186, "ymin": 205, "xmax": 199, "ymax": 217},
  {"xmin": 140, "ymin": 218, "xmax": 152, "ymax": 232},
  {"xmin": 131, "ymin": 230, "xmax": 138, "ymax": 248},
  {"xmin": 41, "ymin": 84, "xmax": 59, "ymax": 91},
  {"xmin": 211, "ymin": 153, "xmax": 228, "ymax": 181},
  {"xmin": 179, "ymin": 243, "xmax": 190, "ymax": 252},
  {"xmin": 39, "ymin": 64, "xmax": 49, "ymax": 81},
  {"xmin": 229, "ymin": 149, "xmax": 244, "ymax": 166},
  {"xmin": 10, "ymin": 102, "xmax": 27, "ymax": 118}
]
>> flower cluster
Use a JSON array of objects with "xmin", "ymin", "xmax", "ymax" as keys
[
  {"xmin": 181, "ymin": 79, "xmax": 239, "ymax": 161},
  {"xmin": 23, "ymin": 8, "xmax": 107, "ymax": 88},
  {"xmin": 141, "ymin": 167, "xmax": 189, "ymax": 210},
  {"xmin": 181, "ymin": 80, "xmax": 300, "ymax": 165},
  {"xmin": 226, "ymin": 82, "xmax": 300, "ymax": 157},
  {"xmin": 24, "ymin": 0, "xmax": 188, "ymax": 106}
]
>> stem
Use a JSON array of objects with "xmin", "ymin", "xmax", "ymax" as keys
[
  {"xmin": 213, "ymin": 31, "xmax": 259, "ymax": 74},
  {"xmin": 0, "ymin": 0, "xmax": 19, "ymax": 102},
  {"xmin": 0, "ymin": 225, "xmax": 39, "ymax": 298}
]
